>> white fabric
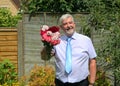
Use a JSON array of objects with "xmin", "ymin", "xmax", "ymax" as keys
[{"xmin": 54, "ymin": 32, "xmax": 97, "ymax": 83}]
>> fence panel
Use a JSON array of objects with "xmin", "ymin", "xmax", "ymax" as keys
[{"xmin": 0, "ymin": 28, "xmax": 18, "ymax": 69}]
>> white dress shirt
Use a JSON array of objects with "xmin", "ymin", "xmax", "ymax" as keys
[{"xmin": 53, "ymin": 32, "xmax": 97, "ymax": 83}]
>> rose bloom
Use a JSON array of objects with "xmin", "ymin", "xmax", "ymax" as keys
[{"xmin": 40, "ymin": 25, "xmax": 60, "ymax": 46}]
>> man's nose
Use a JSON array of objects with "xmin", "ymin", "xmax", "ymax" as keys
[{"xmin": 67, "ymin": 23, "xmax": 71, "ymax": 27}]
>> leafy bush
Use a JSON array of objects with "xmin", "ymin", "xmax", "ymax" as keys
[
  {"xmin": 27, "ymin": 65, "xmax": 55, "ymax": 86},
  {"xmin": 95, "ymin": 68, "xmax": 111, "ymax": 86},
  {"xmin": 0, "ymin": 63, "xmax": 113, "ymax": 86},
  {"xmin": 20, "ymin": 0, "xmax": 89, "ymax": 13},
  {"xmin": 0, "ymin": 59, "xmax": 18, "ymax": 85},
  {"xmin": 114, "ymin": 67, "xmax": 120, "ymax": 85},
  {"xmin": 0, "ymin": 8, "xmax": 21, "ymax": 27},
  {"xmin": 85, "ymin": 0, "xmax": 120, "ymax": 85}
]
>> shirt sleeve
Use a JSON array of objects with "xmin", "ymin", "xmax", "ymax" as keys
[{"xmin": 87, "ymin": 38, "xmax": 97, "ymax": 59}]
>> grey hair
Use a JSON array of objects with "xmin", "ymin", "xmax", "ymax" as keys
[{"xmin": 59, "ymin": 14, "xmax": 74, "ymax": 25}]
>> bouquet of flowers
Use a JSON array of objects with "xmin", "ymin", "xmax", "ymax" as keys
[{"xmin": 40, "ymin": 25, "xmax": 60, "ymax": 61}]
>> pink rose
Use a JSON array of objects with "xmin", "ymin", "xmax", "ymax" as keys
[{"xmin": 40, "ymin": 25, "xmax": 60, "ymax": 46}]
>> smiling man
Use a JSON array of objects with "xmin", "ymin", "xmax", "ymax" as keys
[{"xmin": 53, "ymin": 14, "xmax": 97, "ymax": 86}]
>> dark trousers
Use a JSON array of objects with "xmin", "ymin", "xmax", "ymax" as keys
[{"xmin": 55, "ymin": 77, "xmax": 89, "ymax": 86}]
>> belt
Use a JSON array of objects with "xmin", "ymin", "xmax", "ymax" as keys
[{"xmin": 55, "ymin": 77, "xmax": 89, "ymax": 86}]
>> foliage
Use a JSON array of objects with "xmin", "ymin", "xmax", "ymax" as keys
[
  {"xmin": 0, "ymin": 59, "xmax": 18, "ymax": 85},
  {"xmin": 27, "ymin": 65, "xmax": 55, "ymax": 86},
  {"xmin": 95, "ymin": 68, "xmax": 111, "ymax": 86},
  {"xmin": 107, "ymin": 27, "xmax": 120, "ymax": 85},
  {"xmin": 0, "ymin": 8, "xmax": 22, "ymax": 27},
  {"xmin": 20, "ymin": 0, "xmax": 89, "ymax": 13},
  {"xmin": 85, "ymin": 0, "xmax": 120, "ymax": 85},
  {"xmin": 0, "ymin": 82, "xmax": 20, "ymax": 86},
  {"xmin": 85, "ymin": 0, "xmax": 120, "ymax": 30},
  {"xmin": 114, "ymin": 67, "xmax": 120, "ymax": 85},
  {"xmin": 0, "ymin": 65, "xmax": 55, "ymax": 86}
]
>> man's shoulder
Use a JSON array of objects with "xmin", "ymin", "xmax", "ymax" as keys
[{"xmin": 75, "ymin": 32, "xmax": 90, "ymax": 40}]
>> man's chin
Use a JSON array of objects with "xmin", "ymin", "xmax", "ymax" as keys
[{"xmin": 66, "ymin": 31, "xmax": 74, "ymax": 37}]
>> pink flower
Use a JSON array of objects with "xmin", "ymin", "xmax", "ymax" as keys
[
  {"xmin": 50, "ymin": 39, "xmax": 60, "ymax": 45},
  {"xmin": 41, "ymin": 33, "xmax": 51, "ymax": 42},
  {"xmin": 40, "ymin": 25, "xmax": 60, "ymax": 46}
]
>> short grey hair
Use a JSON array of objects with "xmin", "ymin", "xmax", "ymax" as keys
[{"xmin": 59, "ymin": 14, "xmax": 74, "ymax": 25}]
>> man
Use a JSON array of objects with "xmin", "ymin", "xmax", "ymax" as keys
[{"xmin": 53, "ymin": 14, "xmax": 97, "ymax": 86}]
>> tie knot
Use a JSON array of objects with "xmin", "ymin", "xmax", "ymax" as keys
[{"xmin": 67, "ymin": 38, "xmax": 72, "ymax": 42}]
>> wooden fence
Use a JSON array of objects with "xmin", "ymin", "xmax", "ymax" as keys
[{"xmin": 0, "ymin": 28, "xmax": 18, "ymax": 69}]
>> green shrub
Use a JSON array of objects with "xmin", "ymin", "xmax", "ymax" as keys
[
  {"xmin": 27, "ymin": 65, "xmax": 55, "ymax": 86},
  {"xmin": 0, "ymin": 59, "xmax": 18, "ymax": 85},
  {"xmin": 0, "ymin": 8, "xmax": 21, "ymax": 27},
  {"xmin": 95, "ymin": 68, "xmax": 111, "ymax": 86}
]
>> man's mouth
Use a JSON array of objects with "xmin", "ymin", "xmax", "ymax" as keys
[
  {"xmin": 66, "ymin": 28, "xmax": 70, "ymax": 31},
  {"xmin": 66, "ymin": 27, "xmax": 72, "ymax": 31}
]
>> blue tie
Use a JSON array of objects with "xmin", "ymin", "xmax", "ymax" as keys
[{"xmin": 65, "ymin": 37, "xmax": 72, "ymax": 74}]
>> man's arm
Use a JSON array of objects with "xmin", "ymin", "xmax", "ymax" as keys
[{"xmin": 89, "ymin": 58, "xmax": 96, "ymax": 86}]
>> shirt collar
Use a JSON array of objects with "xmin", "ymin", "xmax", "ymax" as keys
[
  {"xmin": 71, "ymin": 32, "xmax": 77, "ymax": 40},
  {"xmin": 64, "ymin": 32, "xmax": 77, "ymax": 40}
]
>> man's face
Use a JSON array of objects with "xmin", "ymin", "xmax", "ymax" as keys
[{"xmin": 61, "ymin": 17, "xmax": 75, "ymax": 37}]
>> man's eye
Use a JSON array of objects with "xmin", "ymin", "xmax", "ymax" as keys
[{"xmin": 63, "ymin": 23, "xmax": 67, "ymax": 25}]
